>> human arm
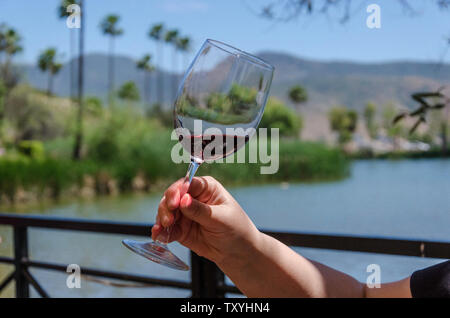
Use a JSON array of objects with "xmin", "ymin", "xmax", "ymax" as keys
[{"xmin": 152, "ymin": 176, "xmax": 412, "ymax": 297}]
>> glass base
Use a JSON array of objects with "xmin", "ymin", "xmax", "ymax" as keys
[{"xmin": 122, "ymin": 239, "xmax": 189, "ymax": 271}]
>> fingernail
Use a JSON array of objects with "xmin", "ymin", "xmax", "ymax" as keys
[
  {"xmin": 163, "ymin": 215, "xmax": 170, "ymax": 226},
  {"xmin": 180, "ymin": 194, "xmax": 191, "ymax": 208},
  {"xmin": 169, "ymin": 189, "xmax": 180, "ymax": 209}
]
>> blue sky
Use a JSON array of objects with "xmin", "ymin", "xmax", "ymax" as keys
[{"xmin": 0, "ymin": 0, "xmax": 449, "ymax": 71}]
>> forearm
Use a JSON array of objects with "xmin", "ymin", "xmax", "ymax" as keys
[{"xmin": 217, "ymin": 232, "xmax": 364, "ymax": 297}]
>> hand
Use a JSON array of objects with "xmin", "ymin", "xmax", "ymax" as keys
[{"xmin": 151, "ymin": 176, "xmax": 261, "ymax": 265}]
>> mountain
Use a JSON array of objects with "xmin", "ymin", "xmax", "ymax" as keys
[
  {"xmin": 258, "ymin": 52, "xmax": 450, "ymax": 111},
  {"xmin": 19, "ymin": 53, "xmax": 180, "ymax": 106},
  {"xmin": 18, "ymin": 52, "xmax": 450, "ymax": 112}
]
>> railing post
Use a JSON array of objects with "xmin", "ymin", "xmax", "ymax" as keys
[
  {"xmin": 190, "ymin": 251, "xmax": 225, "ymax": 298},
  {"xmin": 13, "ymin": 226, "xmax": 29, "ymax": 298}
]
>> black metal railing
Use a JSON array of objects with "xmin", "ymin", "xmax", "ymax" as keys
[{"xmin": 0, "ymin": 213, "xmax": 449, "ymax": 298}]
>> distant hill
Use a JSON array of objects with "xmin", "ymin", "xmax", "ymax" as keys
[
  {"xmin": 18, "ymin": 52, "xmax": 450, "ymax": 112},
  {"xmin": 258, "ymin": 52, "xmax": 450, "ymax": 112},
  {"xmin": 19, "ymin": 53, "xmax": 180, "ymax": 107}
]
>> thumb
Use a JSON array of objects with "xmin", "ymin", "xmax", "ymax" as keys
[{"xmin": 179, "ymin": 193, "xmax": 212, "ymax": 226}]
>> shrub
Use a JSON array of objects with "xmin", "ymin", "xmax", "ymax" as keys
[
  {"xmin": 117, "ymin": 81, "xmax": 140, "ymax": 102},
  {"xmin": 328, "ymin": 106, "xmax": 358, "ymax": 145},
  {"xmin": 85, "ymin": 96, "xmax": 103, "ymax": 116},
  {"xmin": 17, "ymin": 140, "xmax": 45, "ymax": 159},
  {"xmin": 259, "ymin": 98, "xmax": 303, "ymax": 137}
]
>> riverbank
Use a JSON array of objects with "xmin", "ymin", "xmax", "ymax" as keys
[
  {"xmin": 0, "ymin": 140, "xmax": 349, "ymax": 207},
  {"xmin": 350, "ymin": 148, "xmax": 450, "ymax": 160}
]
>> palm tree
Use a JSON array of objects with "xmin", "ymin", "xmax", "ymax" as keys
[
  {"xmin": 176, "ymin": 36, "xmax": 191, "ymax": 71},
  {"xmin": 288, "ymin": 85, "xmax": 308, "ymax": 108},
  {"xmin": 57, "ymin": 0, "xmax": 78, "ymax": 100},
  {"xmin": 37, "ymin": 48, "xmax": 63, "ymax": 96},
  {"xmin": 149, "ymin": 23, "xmax": 164, "ymax": 105},
  {"xmin": 136, "ymin": 54, "xmax": 155, "ymax": 105},
  {"xmin": 0, "ymin": 24, "xmax": 7, "ymax": 65},
  {"xmin": 72, "ymin": 0, "xmax": 85, "ymax": 160},
  {"xmin": 100, "ymin": 14, "xmax": 123, "ymax": 104},
  {"xmin": 0, "ymin": 25, "xmax": 22, "ymax": 88},
  {"xmin": 0, "ymin": 24, "xmax": 18, "ymax": 123},
  {"xmin": 164, "ymin": 29, "xmax": 179, "ymax": 98}
]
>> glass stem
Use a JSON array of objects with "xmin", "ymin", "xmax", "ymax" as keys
[{"xmin": 155, "ymin": 159, "xmax": 201, "ymax": 244}]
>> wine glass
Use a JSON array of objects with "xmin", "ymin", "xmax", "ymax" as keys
[{"xmin": 122, "ymin": 39, "xmax": 274, "ymax": 271}]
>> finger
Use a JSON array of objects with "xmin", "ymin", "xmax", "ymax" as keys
[
  {"xmin": 167, "ymin": 222, "xmax": 183, "ymax": 243},
  {"xmin": 152, "ymin": 207, "xmax": 163, "ymax": 239},
  {"xmin": 164, "ymin": 179, "xmax": 183, "ymax": 210},
  {"xmin": 151, "ymin": 223, "xmax": 161, "ymax": 240},
  {"xmin": 158, "ymin": 197, "xmax": 175, "ymax": 227},
  {"xmin": 179, "ymin": 193, "xmax": 213, "ymax": 226},
  {"xmin": 188, "ymin": 176, "xmax": 219, "ymax": 202},
  {"xmin": 168, "ymin": 214, "xmax": 193, "ymax": 244}
]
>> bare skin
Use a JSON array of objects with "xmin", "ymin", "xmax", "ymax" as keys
[{"xmin": 152, "ymin": 176, "xmax": 412, "ymax": 298}]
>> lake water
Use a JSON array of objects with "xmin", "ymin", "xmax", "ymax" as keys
[{"xmin": 0, "ymin": 159, "xmax": 449, "ymax": 297}]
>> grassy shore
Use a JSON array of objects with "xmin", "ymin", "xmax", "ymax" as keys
[{"xmin": 0, "ymin": 137, "xmax": 349, "ymax": 206}]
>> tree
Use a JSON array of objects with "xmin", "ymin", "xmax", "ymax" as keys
[
  {"xmin": 0, "ymin": 25, "xmax": 22, "ymax": 92},
  {"xmin": 37, "ymin": 48, "xmax": 63, "ymax": 96},
  {"xmin": 84, "ymin": 96, "xmax": 103, "ymax": 116},
  {"xmin": 364, "ymin": 102, "xmax": 377, "ymax": 139},
  {"xmin": 255, "ymin": 1, "xmax": 450, "ymax": 68},
  {"xmin": 57, "ymin": 0, "xmax": 78, "ymax": 100},
  {"xmin": 100, "ymin": 14, "xmax": 123, "ymax": 104},
  {"xmin": 72, "ymin": 0, "xmax": 85, "ymax": 160},
  {"xmin": 136, "ymin": 54, "xmax": 155, "ymax": 105},
  {"xmin": 288, "ymin": 85, "xmax": 308, "ymax": 108},
  {"xmin": 149, "ymin": 23, "xmax": 164, "ymax": 105},
  {"xmin": 382, "ymin": 103, "xmax": 403, "ymax": 140},
  {"xmin": 117, "ymin": 81, "xmax": 140, "ymax": 103},
  {"xmin": 0, "ymin": 80, "xmax": 5, "ymax": 133},
  {"xmin": 0, "ymin": 81, "xmax": 5, "ymax": 110},
  {"xmin": 164, "ymin": 29, "xmax": 179, "ymax": 98},
  {"xmin": 257, "ymin": 0, "xmax": 450, "ymax": 23},
  {"xmin": 176, "ymin": 36, "xmax": 191, "ymax": 71},
  {"xmin": 393, "ymin": 89, "xmax": 450, "ymax": 154},
  {"xmin": 328, "ymin": 106, "xmax": 358, "ymax": 145},
  {"xmin": 0, "ymin": 24, "xmax": 7, "ymax": 65},
  {"xmin": 259, "ymin": 97, "xmax": 303, "ymax": 137}
]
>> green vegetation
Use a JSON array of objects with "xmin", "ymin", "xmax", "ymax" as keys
[
  {"xmin": 176, "ymin": 84, "xmax": 261, "ymax": 124},
  {"xmin": 136, "ymin": 54, "xmax": 155, "ymax": 105},
  {"xmin": 0, "ymin": 80, "xmax": 5, "ymax": 124},
  {"xmin": 328, "ymin": 106, "xmax": 358, "ymax": 145},
  {"xmin": 288, "ymin": 85, "xmax": 308, "ymax": 107},
  {"xmin": 259, "ymin": 97, "xmax": 302, "ymax": 137},
  {"xmin": 382, "ymin": 103, "xmax": 404, "ymax": 139},
  {"xmin": 100, "ymin": 14, "xmax": 124, "ymax": 100},
  {"xmin": 0, "ymin": 85, "xmax": 348, "ymax": 205},
  {"xmin": 37, "ymin": 48, "xmax": 63, "ymax": 96},
  {"xmin": 364, "ymin": 102, "xmax": 377, "ymax": 139},
  {"xmin": 117, "ymin": 81, "xmax": 140, "ymax": 102}
]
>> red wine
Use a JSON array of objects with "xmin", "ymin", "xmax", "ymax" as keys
[{"xmin": 178, "ymin": 134, "xmax": 250, "ymax": 161}]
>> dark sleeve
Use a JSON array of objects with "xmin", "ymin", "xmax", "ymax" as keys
[{"xmin": 410, "ymin": 260, "xmax": 450, "ymax": 298}]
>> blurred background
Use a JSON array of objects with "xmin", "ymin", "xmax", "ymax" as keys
[{"xmin": 0, "ymin": 0, "xmax": 449, "ymax": 298}]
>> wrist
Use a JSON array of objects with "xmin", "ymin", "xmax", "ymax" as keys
[{"xmin": 215, "ymin": 226, "xmax": 265, "ymax": 272}]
